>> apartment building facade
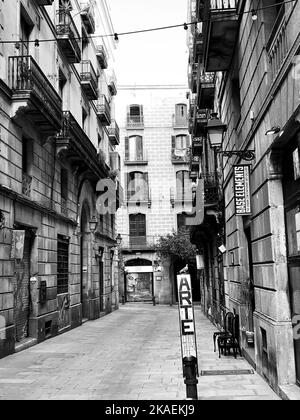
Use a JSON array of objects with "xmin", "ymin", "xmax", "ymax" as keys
[
  {"xmin": 0, "ymin": 0, "xmax": 121, "ymax": 358},
  {"xmin": 116, "ymin": 85, "xmax": 196, "ymax": 305},
  {"xmin": 188, "ymin": 0, "xmax": 300, "ymax": 395}
]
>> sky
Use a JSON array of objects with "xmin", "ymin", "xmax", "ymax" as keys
[{"xmin": 107, "ymin": 0, "xmax": 189, "ymax": 86}]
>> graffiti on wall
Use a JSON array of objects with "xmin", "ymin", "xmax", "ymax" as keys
[{"xmin": 126, "ymin": 272, "xmax": 152, "ymax": 302}]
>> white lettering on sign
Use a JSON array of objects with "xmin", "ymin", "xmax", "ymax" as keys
[
  {"xmin": 233, "ymin": 165, "xmax": 251, "ymax": 215},
  {"xmin": 177, "ymin": 274, "xmax": 197, "ymax": 359}
]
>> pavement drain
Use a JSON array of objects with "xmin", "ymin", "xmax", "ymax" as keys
[{"xmin": 200, "ymin": 369, "xmax": 254, "ymax": 376}]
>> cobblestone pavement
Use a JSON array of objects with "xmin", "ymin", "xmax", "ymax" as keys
[{"xmin": 0, "ymin": 304, "xmax": 280, "ymax": 400}]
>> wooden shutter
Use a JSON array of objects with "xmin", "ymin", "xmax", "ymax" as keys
[
  {"xmin": 172, "ymin": 135, "xmax": 176, "ymax": 150},
  {"xmin": 125, "ymin": 136, "xmax": 129, "ymax": 161},
  {"xmin": 142, "ymin": 172, "xmax": 149, "ymax": 201},
  {"xmin": 136, "ymin": 136, "xmax": 143, "ymax": 160}
]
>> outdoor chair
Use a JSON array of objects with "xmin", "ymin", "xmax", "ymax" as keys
[
  {"xmin": 217, "ymin": 313, "xmax": 242, "ymax": 358},
  {"xmin": 213, "ymin": 310, "xmax": 234, "ymax": 352}
]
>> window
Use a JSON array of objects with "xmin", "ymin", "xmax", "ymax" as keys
[
  {"xmin": 263, "ymin": 0, "xmax": 285, "ymax": 46},
  {"xmin": 175, "ymin": 104, "xmax": 187, "ymax": 125},
  {"xmin": 125, "ymin": 135, "xmax": 144, "ymax": 161},
  {"xmin": 82, "ymin": 108, "xmax": 88, "ymax": 134},
  {"xmin": 176, "ymin": 170, "xmax": 191, "ymax": 201},
  {"xmin": 61, "ymin": 168, "xmax": 68, "ymax": 214},
  {"xmin": 129, "ymin": 214, "xmax": 146, "ymax": 245},
  {"xmin": 175, "ymin": 135, "xmax": 188, "ymax": 150},
  {"xmin": 127, "ymin": 104, "xmax": 143, "ymax": 125},
  {"xmin": 22, "ymin": 136, "xmax": 33, "ymax": 196},
  {"xmin": 20, "ymin": 12, "xmax": 32, "ymax": 56},
  {"xmin": 59, "ymin": 69, "xmax": 67, "ymax": 103},
  {"xmin": 127, "ymin": 171, "xmax": 149, "ymax": 201},
  {"xmin": 57, "ymin": 235, "xmax": 69, "ymax": 294}
]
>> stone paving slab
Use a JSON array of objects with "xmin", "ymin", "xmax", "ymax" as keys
[{"xmin": 0, "ymin": 304, "xmax": 280, "ymax": 400}]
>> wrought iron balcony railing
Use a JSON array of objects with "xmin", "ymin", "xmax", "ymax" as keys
[
  {"xmin": 96, "ymin": 44, "xmax": 108, "ymax": 69},
  {"xmin": 96, "ymin": 94, "xmax": 111, "ymax": 126},
  {"xmin": 80, "ymin": 60, "xmax": 98, "ymax": 100},
  {"xmin": 124, "ymin": 150, "xmax": 148, "ymax": 165},
  {"xmin": 35, "ymin": 0, "xmax": 54, "ymax": 5},
  {"xmin": 171, "ymin": 147, "xmax": 191, "ymax": 164},
  {"xmin": 56, "ymin": 10, "xmax": 81, "ymax": 63},
  {"xmin": 121, "ymin": 235, "xmax": 157, "ymax": 251},
  {"xmin": 108, "ymin": 120, "xmax": 120, "ymax": 145},
  {"xmin": 126, "ymin": 114, "xmax": 144, "ymax": 128},
  {"xmin": 201, "ymin": 172, "xmax": 221, "ymax": 205},
  {"xmin": 107, "ymin": 70, "xmax": 117, "ymax": 96},
  {"xmin": 9, "ymin": 55, "xmax": 62, "ymax": 132}
]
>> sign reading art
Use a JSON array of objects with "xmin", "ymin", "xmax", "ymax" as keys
[
  {"xmin": 177, "ymin": 274, "xmax": 198, "ymax": 361},
  {"xmin": 10, "ymin": 230, "xmax": 25, "ymax": 260},
  {"xmin": 233, "ymin": 165, "xmax": 251, "ymax": 215}
]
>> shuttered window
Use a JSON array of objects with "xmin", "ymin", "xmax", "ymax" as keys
[{"xmin": 127, "ymin": 172, "xmax": 148, "ymax": 201}]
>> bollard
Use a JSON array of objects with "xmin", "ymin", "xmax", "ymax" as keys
[
  {"xmin": 122, "ymin": 295, "xmax": 125, "ymax": 305},
  {"xmin": 183, "ymin": 356, "xmax": 198, "ymax": 400},
  {"xmin": 152, "ymin": 296, "xmax": 156, "ymax": 306}
]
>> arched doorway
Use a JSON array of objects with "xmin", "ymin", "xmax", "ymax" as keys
[
  {"xmin": 80, "ymin": 203, "xmax": 90, "ymax": 320},
  {"xmin": 125, "ymin": 258, "xmax": 153, "ymax": 302}
]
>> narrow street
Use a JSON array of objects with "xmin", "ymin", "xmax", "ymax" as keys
[{"xmin": 0, "ymin": 304, "xmax": 279, "ymax": 400}]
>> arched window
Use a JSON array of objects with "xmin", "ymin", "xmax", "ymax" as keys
[
  {"xmin": 127, "ymin": 135, "xmax": 143, "ymax": 161},
  {"xmin": 127, "ymin": 171, "xmax": 149, "ymax": 201}
]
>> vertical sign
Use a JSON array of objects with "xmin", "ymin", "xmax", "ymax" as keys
[
  {"xmin": 233, "ymin": 165, "xmax": 252, "ymax": 215},
  {"xmin": 10, "ymin": 230, "xmax": 25, "ymax": 260},
  {"xmin": 177, "ymin": 274, "xmax": 198, "ymax": 364}
]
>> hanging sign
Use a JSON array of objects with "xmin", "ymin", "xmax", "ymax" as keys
[
  {"xmin": 11, "ymin": 230, "xmax": 25, "ymax": 260},
  {"xmin": 177, "ymin": 274, "xmax": 198, "ymax": 363},
  {"xmin": 233, "ymin": 165, "xmax": 252, "ymax": 215}
]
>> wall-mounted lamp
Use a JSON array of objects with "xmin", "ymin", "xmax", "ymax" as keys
[
  {"xmin": 206, "ymin": 113, "xmax": 227, "ymax": 150},
  {"xmin": 218, "ymin": 244, "xmax": 227, "ymax": 254},
  {"xmin": 265, "ymin": 126, "xmax": 281, "ymax": 135},
  {"xmin": 89, "ymin": 216, "xmax": 98, "ymax": 233},
  {"xmin": 116, "ymin": 233, "xmax": 122, "ymax": 246},
  {"xmin": 251, "ymin": 9, "xmax": 258, "ymax": 21},
  {"xmin": 206, "ymin": 113, "xmax": 255, "ymax": 160}
]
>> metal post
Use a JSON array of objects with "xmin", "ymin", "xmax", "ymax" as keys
[
  {"xmin": 122, "ymin": 295, "xmax": 125, "ymax": 305},
  {"xmin": 152, "ymin": 296, "xmax": 156, "ymax": 306},
  {"xmin": 183, "ymin": 356, "xmax": 198, "ymax": 400}
]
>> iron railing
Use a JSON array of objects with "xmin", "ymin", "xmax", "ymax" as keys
[{"xmin": 80, "ymin": 60, "xmax": 98, "ymax": 95}]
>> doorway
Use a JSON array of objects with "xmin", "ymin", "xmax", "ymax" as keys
[{"xmin": 80, "ymin": 204, "xmax": 90, "ymax": 320}]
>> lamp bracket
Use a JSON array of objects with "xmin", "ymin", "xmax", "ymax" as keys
[{"xmin": 218, "ymin": 150, "xmax": 255, "ymax": 161}]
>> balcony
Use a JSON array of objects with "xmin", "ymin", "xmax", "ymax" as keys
[
  {"xmin": 9, "ymin": 55, "xmax": 62, "ymax": 135},
  {"xmin": 126, "ymin": 114, "xmax": 144, "ymax": 129},
  {"xmin": 198, "ymin": 71, "xmax": 215, "ymax": 109},
  {"xmin": 193, "ymin": 29, "xmax": 204, "ymax": 63},
  {"xmin": 96, "ymin": 94, "xmax": 111, "ymax": 126},
  {"xmin": 107, "ymin": 70, "xmax": 117, "ymax": 96},
  {"xmin": 124, "ymin": 150, "xmax": 148, "ymax": 165},
  {"xmin": 126, "ymin": 189, "xmax": 151, "ymax": 208},
  {"xmin": 35, "ymin": 0, "xmax": 54, "ymax": 5},
  {"xmin": 80, "ymin": 2, "xmax": 95, "ymax": 34},
  {"xmin": 96, "ymin": 44, "xmax": 108, "ymax": 69},
  {"xmin": 192, "ymin": 136, "xmax": 204, "ymax": 156},
  {"xmin": 201, "ymin": 0, "xmax": 240, "ymax": 72},
  {"xmin": 188, "ymin": 63, "xmax": 198, "ymax": 94},
  {"xmin": 108, "ymin": 120, "xmax": 120, "ymax": 146},
  {"xmin": 56, "ymin": 111, "xmax": 107, "ymax": 180},
  {"xmin": 22, "ymin": 173, "xmax": 32, "ymax": 197},
  {"xmin": 80, "ymin": 60, "xmax": 98, "ymax": 100},
  {"xmin": 171, "ymin": 147, "xmax": 191, "ymax": 164},
  {"xmin": 194, "ymin": 108, "xmax": 212, "ymax": 136},
  {"xmin": 121, "ymin": 236, "xmax": 156, "ymax": 251},
  {"xmin": 56, "ymin": 10, "xmax": 81, "ymax": 63},
  {"xmin": 201, "ymin": 172, "xmax": 221, "ymax": 205}
]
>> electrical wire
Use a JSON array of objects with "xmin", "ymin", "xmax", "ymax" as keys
[{"xmin": 0, "ymin": 0, "xmax": 297, "ymax": 45}]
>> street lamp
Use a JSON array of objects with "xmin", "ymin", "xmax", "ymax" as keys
[
  {"xmin": 206, "ymin": 113, "xmax": 227, "ymax": 150},
  {"xmin": 206, "ymin": 113, "xmax": 255, "ymax": 161},
  {"xmin": 116, "ymin": 233, "xmax": 122, "ymax": 246},
  {"xmin": 89, "ymin": 215, "xmax": 98, "ymax": 233}
]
